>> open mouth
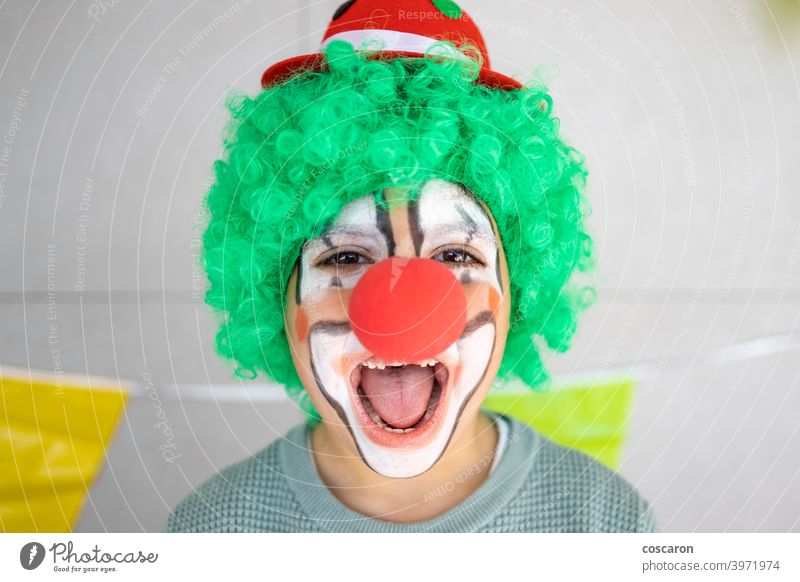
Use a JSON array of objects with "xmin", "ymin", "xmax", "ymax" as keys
[{"xmin": 350, "ymin": 359, "xmax": 448, "ymax": 440}]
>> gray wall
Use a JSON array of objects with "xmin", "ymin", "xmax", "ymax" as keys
[{"xmin": 1, "ymin": 0, "xmax": 798, "ymax": 532}]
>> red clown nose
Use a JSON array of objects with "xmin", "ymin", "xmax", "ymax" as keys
[{"xmin": 348, "ymin": 257, "xmax": 467, "ymax": 362}]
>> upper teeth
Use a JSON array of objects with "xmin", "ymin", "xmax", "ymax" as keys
[{"xmin": 362, "ymin": 359, "xmax": 438, "ymax": 369}]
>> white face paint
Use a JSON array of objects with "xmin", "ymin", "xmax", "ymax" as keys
[{"xmin": 291, "ymin": 179, "xmax": 505, "ymax": 478}]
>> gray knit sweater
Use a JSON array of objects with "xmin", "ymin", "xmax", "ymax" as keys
[{"xmin": 165, "ymin": 411, "xmax": 657, "ymax": 533}]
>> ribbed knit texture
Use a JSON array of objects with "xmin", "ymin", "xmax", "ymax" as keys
[{"xmin": 165, "ymin": 411, "xmax": 658, "ymax": 533}]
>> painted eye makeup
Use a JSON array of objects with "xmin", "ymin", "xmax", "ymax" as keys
[
  {"xmin": 431, "ymin": 246, "xmax": 485, "ymax": 267},
  {"xmin": 315, "ymin": 249, "xmax": 373, "ymax": 268}
]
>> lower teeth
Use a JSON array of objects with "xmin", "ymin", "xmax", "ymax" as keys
[{"xmin": 358, "ymin": 381, "xmax": 442, "ymax": 433}]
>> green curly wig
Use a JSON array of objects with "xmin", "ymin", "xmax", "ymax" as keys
[{"xmin": 202, "ymin": 40, "xmax": 597, "ymax": 422}]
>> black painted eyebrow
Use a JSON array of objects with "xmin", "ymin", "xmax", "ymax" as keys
[
  {"xmin": 414, "ymin": 182, "xmax": 497, "ymax": 249},
  {"xmin": 424, "ymin": 221, "xmax": 497, "ymax": 247},
  {"xmin": 456, "ymin": 184, "xmax": 499, "ymax": 232},
  {"xmin": 455, "ymin": 187, "xmax": 505, "ymax": 291},
  {"xmin": 303, "ymin": 226, "xmax": 383, "ymax": 251},
  {"xmin": 455, "ymin": 204, "xmax": 479, "ymax": 241}
]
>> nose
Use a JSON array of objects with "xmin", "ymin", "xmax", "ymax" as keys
[{"xmin": 348, "ymin": 257, "xmax": 467, "ymax": 362}]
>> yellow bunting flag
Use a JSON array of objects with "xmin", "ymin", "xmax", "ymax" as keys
[
  {"xmin": 0, "ymin": 367, "xmax": 128, "ymax": 532},
  {"xmin": 482, "ymin": 377, "xmax": 636, "ymax": 470}
]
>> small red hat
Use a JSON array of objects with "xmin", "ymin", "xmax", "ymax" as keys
[{"xmin": 261, "ymin": 0, "xmax": 522, "ymax": 90}]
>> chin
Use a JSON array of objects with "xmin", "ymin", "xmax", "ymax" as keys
[{"xmin": 309, "ymin": 319, "xmax": 496, "ymax": 479}]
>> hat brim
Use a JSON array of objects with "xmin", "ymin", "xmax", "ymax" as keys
[{"xmin": 261, "ymin": 51, "xmax": 523, "ymax": 91}]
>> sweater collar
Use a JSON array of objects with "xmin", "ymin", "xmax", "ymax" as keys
[{"xmin": 278, "ymin": 410, "xmax": 540, "ymax": 532}]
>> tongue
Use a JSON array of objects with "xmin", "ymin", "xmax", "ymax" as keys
[{"xmin": 359, "ymin": 365, "xmax": 435, "ymax": 429}]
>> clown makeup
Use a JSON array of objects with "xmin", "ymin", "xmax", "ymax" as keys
[{"xmin": 285, "ymin": 178, "xmax": 508, "ymax": 479}]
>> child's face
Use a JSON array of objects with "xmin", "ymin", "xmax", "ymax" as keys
[{"xmin": 284, "ymin": 179, "xmax": 511, "ymax": 478}]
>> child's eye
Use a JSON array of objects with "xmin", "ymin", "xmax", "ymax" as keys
[
  {"xmin": 433, "ymin": 248, "xmax": 481, "ymax": 265},
  {"xmin": 320, "ymin": 250, "xmax": 370, "ymax": 266}
]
